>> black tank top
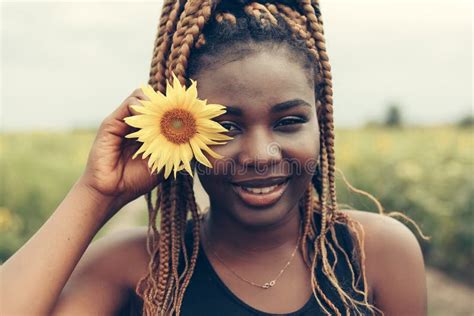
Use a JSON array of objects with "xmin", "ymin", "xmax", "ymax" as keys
[{"xmin": 119, "ymin": 212, "xmax": 371, "ymax": 315}]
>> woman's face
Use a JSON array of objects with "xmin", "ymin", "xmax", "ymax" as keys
[{"xmin": 193, "ymin": 49, "xmax": 320, "ymax": 227}]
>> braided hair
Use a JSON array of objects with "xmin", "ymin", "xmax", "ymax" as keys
[{"xmin": 136, "ymin": 1, "xmax": 387, "ymax": 315}]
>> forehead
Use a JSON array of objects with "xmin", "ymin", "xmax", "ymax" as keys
[{"xmin": 191, "ymin": 50, "xmax": 315, "ymax": 112}]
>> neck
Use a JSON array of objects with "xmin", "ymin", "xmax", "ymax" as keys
[{"xmin": 203, "ymin": 203, "xmax": 302, "ymax": 256}]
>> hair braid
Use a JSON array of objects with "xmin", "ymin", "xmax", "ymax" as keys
[
  {"xmin": 266, "ymin": 3, "xmax": 319, "ymax": 64},
  {"xmin": 329, "ymin": 225, "xmax": 371, "ymax": 308},
  {"xmin": 168, "ymin": 0, "xmax": 212, "ymax": 82},
  {"xmin": 300, "ymin": 185, "xmax": 314, "ymax": 266},
  {"xmin": 174, "ymin": 177, "xmax": 201, "ymax": 310},
  {"xmin": 215, "ymin": 11, "xmax": 237, "ymax": 24},
  {"xmin": 244, "ymin": 3, "xmax": 278, "ymax": 26},
  {"xmin": 311, "ymin": 234, "xmax": 341, "ymax": 316},
  {"xmin": 297, "ymin": 0, "xmax": 338, "ymax": 216},
  {"xmin": 145, "ymin": 186, "xmax": 160, "ymax": 255},
  {"xmin": 196, "ymin": 10, "xmax": 239, "ymax": 50},
  {"xmin": 160, "ymin": 180, "xmax": 179, "ymax": 311},
  {"xmin": 156, "ymin": 180, "xmax": 175, "ymax": 311},
  {"xmin": 149, "ymin": 0, "xmax": 182, "ymax": 93}
]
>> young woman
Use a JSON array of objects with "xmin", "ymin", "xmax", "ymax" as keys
[{"xmin": 1, "ymin": 0, "xmax": 427, "ymax": 315}]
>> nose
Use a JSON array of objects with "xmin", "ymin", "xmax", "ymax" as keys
[{"xmin": 238, "ymin": 127, "xmax": 282, "ymax": 168}]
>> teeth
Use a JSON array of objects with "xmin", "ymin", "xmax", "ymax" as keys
[{"xmin": 241, "ymin": 184, "xmax": 278, "ymax": 194}]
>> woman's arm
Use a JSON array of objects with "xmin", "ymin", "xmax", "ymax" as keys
[
  {"xmin": 349, "ymin": 210, "xmax": 427, "ymax": 316},
  {"xmin": 1, "ymin": 180, "xmax": 117, "ymax": 315},
  {"xmin": 1, "ymin": 88, "xmax": 160, "ymax": 315},
  {"xmin": 372, "ymin": 215, "xmax": 427, "ymax": 315},
  {"xmin": 51, "ymin": 226, "xmax": 149, "ymax": 315}
]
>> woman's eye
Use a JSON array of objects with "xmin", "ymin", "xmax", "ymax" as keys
[
  {"xmin": 219, "ymin": 121, "xmax": 240, "ymax": 132},
  {"xmin": 274, "ymin": 117, "xmax": 307, "ymax": 129}
]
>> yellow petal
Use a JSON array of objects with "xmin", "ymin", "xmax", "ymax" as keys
[
  {"xmin": 128, "ymin": 127, "xmax": 159, "ymax": 142},
  {"xmin": 205, "ymin": 103, "xmax": 226, "ymax": 110},
  {"xmin": 174, "ymin": 72, "xmax": 186, "ymax": 95},
  {"xmin": 155, "ymin": 140, "xmax": 173, "ymax": 175},
  {"xmin": 189, "ymin": 138, "xmax": 212, "ymax": 168},
  {"xmin": 192, "ymin": 136, "xmax": 223, "ymax": 159},
  {"xmin": 182, "ymin": 80, "xmax": 198, "ymax": 111},
  {"xmin": 147, "ymin": 139, "xmax": 164, "ymax": 168},
  {"xmin": 124, "ymin": 115, "xmax": 159, "ymax": 128},
  {"xmin": 197, "ymin": 118, "xmax": 228, "ymax": 129},
  {"xmin": 125, "ymin": 130, "xmax": 144, "ymax": 139},
  {"xmin": 191, "ymin": 99, "xmax": 206, "ymax": 112},
  {"xmin": 132, "ymin": 142, "xmax": 148, "ymax": 159},
  {"xmin": 165, "ymin": 147, "xmax": 180, "ymax": 179},
  {"xmin": 163, "ymin": 143, "xmax": 179, "ymax": 180},
  {"xmin": 196, "ymin": 124, "xmax": 229, "ymax": 135},
  {"xmin": 130, "ymin": 104, "xmax": 155, "ymax": 115},
  {"xmin": 150, "ymin": 161, "xmax": 158, "ymax": 174},
  {"xmin": 142, "ymin": 137, "xmax": 161, "ymax": 160},
  {"xmin": 167, "ymin": 72, "xmax": 185, "ymax": 108},
  {"xmin": 195, "ymin": 133, "xmax": 227, "ymax": 145},
  {"xmin": 165, "ymin": 79, "xmax": 176, "ymax": 105},
  {"xmin": 140, "ymin": 84, "xmax": 168, "ymax": 106},
  {"xmin": 198, "ymin": 104, "xmax": 227, "ymax": 117},
  {"xmin": 180, "ymin": 143, "xmax": 194, "ymax": 177},
  {"xmin": 164, "ymin": 160, "xmax": 173, "ymax": 179},
  {"xmin": 200, "ymin": 131, "xmax": 234, "ymax": 141},
  {"xmin": 188, "ymin": 79, "xmax": 198, "ymax": 100},
  {"xmin": 197, "ymin": 109, "xmax": 226, "ymax": 120}
]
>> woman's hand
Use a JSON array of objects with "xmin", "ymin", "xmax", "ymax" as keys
[{"xmin": 80, "ymin": 88, "xmax": 163, "ymax": 213}]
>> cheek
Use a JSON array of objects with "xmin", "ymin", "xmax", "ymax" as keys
[
  {"xmin": 280, "ymin": 120, "xmax": 320, "ymax": 159},
  {"xmin": 280, "ymin": 137, "xmax": 319, "ymax": 176},
  {"xmin": 206, "ymin": 139, "xmax": 241, "ymax": 160}
]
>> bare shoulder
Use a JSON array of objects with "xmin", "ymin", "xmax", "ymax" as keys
[
  {"xmin": 53, "ymin": 226, "xmax": 150, "ymax": 315},
  {"xmin": 344, "ymin": 210, "xmax": 420, "ymax": 246},
  {"xmin": 344, "ymin": 210, "xmax": 427, "ymax": 315}
]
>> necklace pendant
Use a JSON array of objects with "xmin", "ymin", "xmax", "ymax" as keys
[{"xmin": 263, "ymin": 280, "xmax": 276, "ymax": 289}]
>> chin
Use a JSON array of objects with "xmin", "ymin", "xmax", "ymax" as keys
[{"xmin": 227, "ymin": 201, "xmax": 297, "ymax": 228}]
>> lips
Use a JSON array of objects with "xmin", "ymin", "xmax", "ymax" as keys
[{"xmin": 231, "ymin": 176, "xmax": 290, "ymax": 207}]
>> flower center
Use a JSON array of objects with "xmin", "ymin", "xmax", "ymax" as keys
[{"xmin": 160, "ymin": 108, "xmax": 197, "ymax": 144}]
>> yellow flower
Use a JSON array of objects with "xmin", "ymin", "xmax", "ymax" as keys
[{"xmin": 124, "ymin": 73, "xmax": 232, "ymax": 179}]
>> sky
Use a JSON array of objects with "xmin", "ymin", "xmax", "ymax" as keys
[{"xmin": 1, "ymin": 0, "xmax": 472, "ymax": 131}]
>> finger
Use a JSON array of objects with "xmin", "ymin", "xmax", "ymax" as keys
[
  {"xmin": 128, "ymin": 87, "xmax": 153, "ymax": 116},
  {"xmin": 106, "ymin": 96, "xmax": 141, "ymax": 125},
  {"xmin": 108, "ymin": 85, "xmax": 153, "ymax": 122},
  {"xmin": 98, "ymin": 88, "xmax": 149, "ymax": 138},
  {"xmin": 127, "ymin": 96, "xmax": 145, "ymax": 116},
  {"xmin": 130, "ymin": 87, "xmax": 150, "ymax": 101}
]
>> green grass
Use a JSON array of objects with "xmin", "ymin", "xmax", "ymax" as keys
[
  {"xmin": 0, "ymin": 131, "xmax": 94, "ymax": 259},
  {"xmin": 335, "ymin": 126, "xmax": 474, "ymax": 284}
]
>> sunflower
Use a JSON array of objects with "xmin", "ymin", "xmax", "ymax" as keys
[{"xmin": 124, "ymin": 73, "xmax": 232, "ymax": 179}]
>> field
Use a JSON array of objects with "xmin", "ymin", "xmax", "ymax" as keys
[{"xmin": 0, "ymin": 127, "xmax": 473, "ymax": 314}]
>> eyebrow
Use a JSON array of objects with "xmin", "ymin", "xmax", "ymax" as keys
[
  {"xmin": 224, "ymin": 99, "xmax": 311, "ymax": 116},
  {"xmin": 270, "ymin": 99, "xmax": 311, "ymax": 113}
]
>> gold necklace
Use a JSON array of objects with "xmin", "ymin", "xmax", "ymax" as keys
[{"xmin": 204, "ymin": 222, "xmax": 302, "ymax": 290}]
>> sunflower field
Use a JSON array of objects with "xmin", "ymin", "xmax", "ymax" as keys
[{"xmin": 1, "ymin": 127, "xmax": 473, "ymax": 285}]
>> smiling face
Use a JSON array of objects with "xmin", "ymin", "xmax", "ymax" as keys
[{"xmin": 192, "ymin": 47, "xmax": 320, "ymax": 227}]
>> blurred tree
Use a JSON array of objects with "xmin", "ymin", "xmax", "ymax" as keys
[
  {"xmin": 384, "ymin": 102, "xmax": 403, "ymax": 127},
  {"xmin": 456, "ymin": 114, "xmax": 474, "ymax": 128}
]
